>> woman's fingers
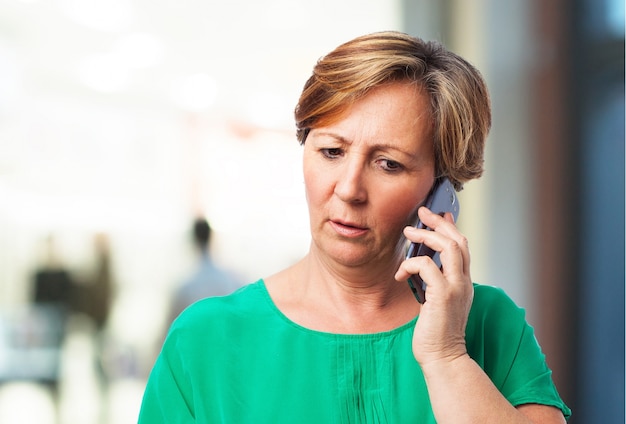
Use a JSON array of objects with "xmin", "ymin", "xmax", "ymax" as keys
[
  {"xmin": 395, "ymin": 251, "xmax": 446, "ymax": 286},
  {"xmin": 413, "ymin": 207, "xmax": 470, "ymax": 276},
  {"xmin": 396, "ymin": 207, "xmax": 471, "ymax": 298},
  {"xmin": 402, "ymin": 208, "xmax": 474, "ymax": 364}
]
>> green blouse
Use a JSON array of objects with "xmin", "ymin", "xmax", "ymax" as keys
[{"xmin": 138, "ymin": 280, "xmax": 571, "ymax": 423}]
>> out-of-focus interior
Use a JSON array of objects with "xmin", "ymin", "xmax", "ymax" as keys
[{"xmin": 0, "ymin": 1, "xmax": 623, "ymax": 423}]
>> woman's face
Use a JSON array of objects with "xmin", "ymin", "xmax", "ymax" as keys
[{"xmin": 303, "ymin": 82, "xmax": 436, "ymax": 270}]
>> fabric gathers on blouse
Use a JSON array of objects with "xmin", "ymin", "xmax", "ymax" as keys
[{"xmin": 138, "ymin": 280, "xmax": 571, "ymax": 423}]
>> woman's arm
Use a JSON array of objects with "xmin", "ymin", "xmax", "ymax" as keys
[
  {"xmin": 420, "ymin": 353, "xmax": 566, "ymax": 423},
  {"xmin": 138, "ymin": 334, "xmax": 196, "ymax": 423},
  {"xmin": 396, "ymin": 207, "xmax": 567, "ymax": 423}
]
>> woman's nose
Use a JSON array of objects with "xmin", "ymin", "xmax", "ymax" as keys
[{"xmin": 334, "ymin": 159, "xmax": 368, "ymax": 204}]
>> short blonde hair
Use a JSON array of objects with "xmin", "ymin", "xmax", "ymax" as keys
[{"xmin": 294, "ymin": 31, "xmax": 491, "ymax": 190}]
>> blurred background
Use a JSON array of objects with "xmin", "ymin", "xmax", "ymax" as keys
[{"xmin": 0, "ymin": 0, "xmax": 623, "ymax": 423}]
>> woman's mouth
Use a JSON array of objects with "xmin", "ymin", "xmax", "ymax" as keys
[{"xmin": 329, "ymin": 220, "xmax": 368, "ymax": 238}]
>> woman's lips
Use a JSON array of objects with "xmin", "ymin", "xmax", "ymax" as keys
[{"xmin": 329, "ymin": 220, "xmax": 368, "ymax": 238}]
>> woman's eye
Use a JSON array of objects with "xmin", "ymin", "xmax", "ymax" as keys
[
  {"xmin": 321, "ymin": 148, "xmax": 342, "ymax": 159},
  {"xmin": 379, "ymin": 159, "xmax": 403, "ymax": 172}
]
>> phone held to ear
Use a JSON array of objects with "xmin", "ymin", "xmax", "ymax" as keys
[{"xmin": 405, "ymin": 177, "xmax": 460, "ymax": 303}]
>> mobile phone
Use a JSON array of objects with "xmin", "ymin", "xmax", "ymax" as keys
[{"xmin": 405, "ymin": 177, "xmax": 460, "ymax": 303}]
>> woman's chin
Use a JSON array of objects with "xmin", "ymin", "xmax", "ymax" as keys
[{"xmin": 321, "ymin": 245, "xmax": 379, "ymax": 269}]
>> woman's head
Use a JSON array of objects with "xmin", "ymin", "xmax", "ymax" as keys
[{"xmin": 295, "ymin": 31, "xmax": 491, "ymax": 190}]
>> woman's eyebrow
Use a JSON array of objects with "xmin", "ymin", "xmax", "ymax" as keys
[
  {"xmin": 374, "ymin": 142, "xmax": 422, "ymax": 162},
  {"xmin": 310, "ymin": 130, "xmax": 350, "ymax": 144},
  {"xmin": 312, "ymin": 131, "xmax": 423, "ymax": 160}
]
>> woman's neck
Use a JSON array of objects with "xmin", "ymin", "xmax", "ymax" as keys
[{"xmin": 265, "ymin": 253, "xmax": 420, "ymax": 333}]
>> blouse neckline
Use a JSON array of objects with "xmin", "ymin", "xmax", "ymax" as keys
[{"xmin": 255, "ymin": 278, "xmax": 418, "ymax": 339}]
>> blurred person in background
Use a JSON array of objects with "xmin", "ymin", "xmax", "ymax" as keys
[
  {"xmin": 138, "ymin": 31, "xmax": 570, "ymax": 423},
  {"xmin": 72, "ymin": 233, "xmax": 115, "ymax": 333},
  {"xmin": 33, "ymin": 235, "xmax": 75, "ymax": 311},
  {"xmin": 167, "ymin": 217, "xmax": 242, "ymax": 324},
  {"xmin": 71, "ymin": 233, "xmax": 116, "ymax": 392},
  {"xmin": 28, "ymin": 235, "xmax": 76, "ymax": 393}
]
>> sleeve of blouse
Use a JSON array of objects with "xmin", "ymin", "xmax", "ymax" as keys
[
  {"xmin": 500, "ymin": 315, "xmax": 571, "ymax": 418},
  {"xmin": 137, "ymin": 335, "xmax": 196, "ymax": 423},
  {"xmin": 469, "ymin": 285, "xmax": 572, "ymax": 420}
]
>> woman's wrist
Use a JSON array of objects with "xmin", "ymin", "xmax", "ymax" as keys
[{"xmin": 417, "ymin": 348, "xmax": 470, "ymax": 377}]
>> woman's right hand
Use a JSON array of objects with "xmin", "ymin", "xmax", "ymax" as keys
[{"xmin": 395, "ymin": 206, "xmax": 474, "ymax": 366}]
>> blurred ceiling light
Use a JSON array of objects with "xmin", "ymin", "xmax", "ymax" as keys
[
  {"xmin": 112, "ymin": 32, "xmax": 165, "ymax": 69},
  {"xmin": 75, "ymin": 33, "xmax": 163, "ymax": 93},
  {"xmin": 59, "ymin": 0, "xmax": 134, "ymax": 32},
  {"xmin": 171, "ymin": 73, "xmax": 218, "ymax": 112},
  {"xmin": 245, "ymin": 92, "xmax": 292, "ymax": 129},
  {"xmin": 76, "ymin": 52, "xmax": 130, "ymax": 92}
]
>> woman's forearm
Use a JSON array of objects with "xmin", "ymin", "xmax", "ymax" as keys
[{"xmin": 421, "ymin": 354, "xmax": 562, "ymax": 424}]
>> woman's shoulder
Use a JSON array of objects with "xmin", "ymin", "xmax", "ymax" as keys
[
  {"xmin": 171, "ymin": 280, "xmax": 267, "ymax": 332},
  {"xmin": 471, "ymin": 283, "xmax": 523, "ymax": 312},
  {"xmin": 466, "ymin": 283, "xmax": 531, "ymax": 342},
  {"xmin": 467, "ymin": 283, "xmax": 528, "ymax": 331}
]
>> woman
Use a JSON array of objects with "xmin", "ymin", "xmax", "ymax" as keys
[{"xmin": 138, "ymin": 31, "xmax": 571, "ymax": 423}]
